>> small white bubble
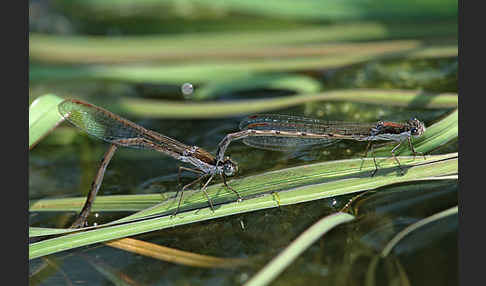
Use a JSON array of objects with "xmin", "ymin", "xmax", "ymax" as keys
[
  {"xmin": 239, "ymin": 273, "xmax": 249, "ymax": 283},
  {"xmin": 181, "ymin": 82, "xmax": 194, "ymax": 96}
]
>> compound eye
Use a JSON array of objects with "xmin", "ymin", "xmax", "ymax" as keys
[{"xmin": 223, "ymin": 163, "xmax": 236, "ymax": 176}]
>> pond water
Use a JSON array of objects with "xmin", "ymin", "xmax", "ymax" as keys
[
  {"xmin": 29, "ymin": 95, "xmax": 457, "ymax": 285},
  {"xmin": 29, "ymin": 6, "xmax": 458, "ymax": 282}
]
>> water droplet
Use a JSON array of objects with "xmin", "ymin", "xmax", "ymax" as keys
[
  {"xmin": 239, "ymin": 273, "xmax": 249, "ymax": 283},
  {"xmin": 181, "ymin": 82, "xmax": 194, "ymax": 96}
]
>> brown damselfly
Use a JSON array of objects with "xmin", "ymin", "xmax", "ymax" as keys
[
  {"xmin": 58, "ymin": 99, "xmax": 241, "ymax": 228},
  {"xmin": 215, "ymin": 114, "xmax": 426, "ymax": 176}
]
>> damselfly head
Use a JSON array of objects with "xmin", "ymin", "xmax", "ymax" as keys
[
  {"xmin": 221, "ymin": 157, "xmax": 238, "ymax": 177},
  {"xmin": 408, "ymin": 118, "xmax": 426, "ymax": 137}
]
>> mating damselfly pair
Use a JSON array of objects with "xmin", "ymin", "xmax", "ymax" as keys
[{"xmin": 58, "ymin": 99, "xmax": 425, "ymax": 228}]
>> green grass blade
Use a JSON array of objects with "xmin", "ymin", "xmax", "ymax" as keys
[
  {"xmin": 192, "ymin": 73, "xmax": 322, "ymax": 100},
  {"xmin": 28, "ymin": 92, "xmax": 457, "ymax": 132},
  {"xmin": 380, "ymin": 205, "xmax": 458, "ymax": 257},
  {"xmin": 89, "ymin": 90, "xmax": 457, "ymax": 119},
  {"xmin": 30, "ymin": 44, "xmax": 457, "ymax": 84},
  {"xmin": 29, "ymin": 21, "xmax": 456, "ymax": 64},
  {"xmin": 29, "ymin": 152, "xmax": 458, "ymax": 237},
  {"xmin": 244, "ymin": 212, "xmax": 355, "ymax": 286},
  {"xmin": 29, "ymin": 227, "xmax": 80, "ymax": 237},
  {"xmin": 30, "ymin": 194, "xmax": 169, "ymax": 213},
  {"xmin": 29, "ymin": 94, "xmax": 65, "ymax": 149},
  {"xmin": 56, "ymin": 0, "xmax": 457, "ymax": 22},
  {"xmin": 29, "ymin": 152, "xmax": 457, "ymax": 256},
  {"xmin": 115, "ymin": 153, "xmax": 457, "ymax": 224}
]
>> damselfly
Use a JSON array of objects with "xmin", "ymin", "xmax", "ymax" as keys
[
  {"xmin": 58, "ymin": 99, "xmax": 241, "ymax": 228},
  {"xmin": 216, "ymin": 114, "xmax": 426, "ymax": 176}
]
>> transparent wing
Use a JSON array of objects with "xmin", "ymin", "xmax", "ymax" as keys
[
  {"xmin": 238, "ymin": 114, "xmax": 377, "ymax": 151},
  {"xmin": 58, "ymin": 99, "xmax": 190, "ymax": 152},
  {"xmin": 242, "ymin": 136, "xmax": 339, "ymax": 151},
  {"xmin": 240, "ymin": 114, "xmax": 374, "ymax": 136}
]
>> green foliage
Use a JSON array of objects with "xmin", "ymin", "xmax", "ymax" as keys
[
  {"xmin": 29, "ymin": 1, "xmax": 458, "ymax": 283},
  {"xmin": 29, "ymin": 94, "xmax": 65, "ymax": 149}
]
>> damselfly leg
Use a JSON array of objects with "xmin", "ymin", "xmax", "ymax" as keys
[
  {"xmin": 390, "ymin": 141, "xmax": 405, "ymax": 175},
  {"xmin": 177, "ymin": 166, "xmax": 204, "ymax": 187},
  {"xmin": 172, "ymin": 173, "xmax": 209, "ymax": 218},
  {"xmin": 221, "ymin": 174, "xmax": 243, "ymax": 202},
  {"xmin": 360, "ymin": 141, "xmax": 380, "ymax": 176},
  {"xmin": 172, "ymin": 166, "xmax": 242, "ymax": 217},
  {"xmin": 408, "ymin": 137, "xmax": 426, "ymax": 160},
  {"xmin": 70, "ymin": 144, "xmax": 118, "ymax": 228}
]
